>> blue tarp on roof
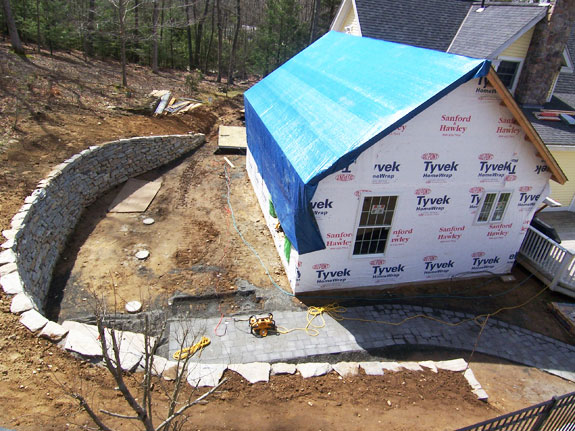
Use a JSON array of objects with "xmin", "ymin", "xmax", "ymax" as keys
[{"xmin": 244, "ymin": 31, "xmax": 491, "ymax": 254}]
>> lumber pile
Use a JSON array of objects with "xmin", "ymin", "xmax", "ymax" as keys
[
  {"xmin": 149, "ymin": 90, "xmax": 203, "ymax": 116},
  {"xmin": 533, "ymin": 109, "xmax": 575, "ymax": 125}
]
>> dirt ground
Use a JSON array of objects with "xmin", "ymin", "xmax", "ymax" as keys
[{"xmin": 1, "ymin": 42, "xmax": 575, "ymax": 431}]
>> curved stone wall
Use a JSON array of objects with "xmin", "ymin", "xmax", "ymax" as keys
[{"xmin": 0, "ymin": 134, "xmax": 204, "ymax": 318}]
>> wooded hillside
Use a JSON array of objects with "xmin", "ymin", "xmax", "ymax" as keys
[{"xmin": 0, "ymin": 0, "xmax": 339, "ymax": 84}]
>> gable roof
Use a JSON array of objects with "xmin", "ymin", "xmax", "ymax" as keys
[
  {"xmin": 448, "ymin": 3, "xmax": 547, "ymax": 59},
  {"xmin": 245, "ymin": 31, "xmax": 492, "ymax": 254},
  {"xmin": 353, "ymin": 0, "xmax": 473, "ymax": 51},
  {"xmin": 555, "ymin": 27, "xmax": 575, "ymax": 95},
  {"xmin": 245, "ymin": 32, "xmax": 564, "ymax": 255}
]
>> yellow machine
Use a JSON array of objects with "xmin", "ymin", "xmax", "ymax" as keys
[{"xmin": 249, "ymin": 313, "xmax": 276, "ymax": 337}]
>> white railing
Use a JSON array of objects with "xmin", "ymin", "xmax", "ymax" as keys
[{"xmin": 518, "ymin": 226, "xmax": 575, "ymax": 298}]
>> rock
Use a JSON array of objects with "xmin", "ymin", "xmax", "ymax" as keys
[
  {"xmin": 142, "ymin": 218, "xmax": 155, "ymax": 225},
  {"xmin": 1, "ymin": 271, "xmax": 24, "ymax": 295},
  {"xmin": 149, "ymin": 356, "xmax": 179, "ymax": 379},
  {"xmin": 360, "ymin": 362, "xmax": 384, "ymax": 376},
  {"xmin": 10, "ymin": 293, "xmax": 33, "ymax": 314},
  {"xmin": 270, "ymin": 363, "xmax": 297, "ymax": 375},
  {"xmin": 228, "ymin": 363, "xmax": 271, "ymax": 384},
  {"xmin": 125, "ymin": 301, "xmax": 142, "ymax": 313},
  {"xmin": 20, "ymin": 310, "xmax": 48, "ymax": 332},
  {"xmin": 39, "ymin": 321, "xmax": 69, "ymax": 341},
  {"xmin": 297, "ymin": 363, "xmax": 332, "ymax": 378},
  {"xmin": 135, "ymin": 250, "xmax": 150, "ymax": 260},
  {"xmin": 418, "ymin": 361, "xmax": 438, "ymax": 373},
  {"xmin": 1, "ymin": 238, "xmax": 14, "ymax": 249},
  {"xmin": 0, "ymin": 262, "xmax": 17, "ymax": 277},
  {"xmin": 380, "ymin": 361, "xmax": 402, "ymax": 372},
  {"xmin": 0, "ymin": 249, "xmax": 16, "ymax": 265},
  {"xmin": 333, "ymin": 362, "xmax": 359, "ymax": 378},
  {"xmin": 2, "ymin": 229, "xmax": 16, "ymax": 240},
  {"xmin": 187, "ymin": 363, "xmax": 227, "ymax": 387},
  {"xmin": 464, "ymin": 368, "xmax": 488, "ymax": 401},
  {"xmin": 400, "ymin": 362, "xmax": 423, "ymax": 372},
  {"xmin": 436, "ymin": 358, "xmax": 468, "ymax": 372},
  {"xmin": 62, "ymin": 321, "xmax": 103, "ymax": 357}
]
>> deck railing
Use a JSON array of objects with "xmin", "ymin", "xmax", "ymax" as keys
[{"xmin": 517, "ymin": 226, "xmax": 575, "ymax": 298}]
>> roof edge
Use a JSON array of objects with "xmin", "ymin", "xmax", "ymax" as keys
[
  {"xmin": 487, "ymin": 68, "xmax": 567, "ymax": 185},
  {"xmin": 489, "ymin": 7, "xmax": 547, "ymax": 58}
]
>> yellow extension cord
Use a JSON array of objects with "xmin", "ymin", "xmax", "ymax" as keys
[
  {"xmin": 173, "ymin": 336, "xmax": 211, "ymax": 360},
  {"xmin": 276, "ymin": 285, "xmax": 550, "ymax": 337}
]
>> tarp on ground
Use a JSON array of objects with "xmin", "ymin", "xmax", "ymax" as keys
[{"xmin": 244, "ymin": 31, "xmax": 491, "ymax": 254}]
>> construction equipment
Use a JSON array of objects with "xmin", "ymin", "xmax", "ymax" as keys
[{"xmin": 249, "ymin": 313, "xmax": 276, "ymax": 337}]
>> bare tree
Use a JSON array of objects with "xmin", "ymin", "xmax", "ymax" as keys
[
  {"xmin": 152, "ymin": 0, "xmax": 160, "ymax": 73},
  {"xmin": 2, "ymin": 0, "xmax": 25, "ymax": 55},
  {"xmin": 216, "ymin": 0, "xmax": 223, "ymax": 82},
  {"xmin": 227, "ymin": 0, "xmax": 241, "ymax": 86}
]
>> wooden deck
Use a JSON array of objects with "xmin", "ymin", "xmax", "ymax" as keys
[{"xmin": 538, "ymin": 210, "xmax": 575, "ymax": 252}]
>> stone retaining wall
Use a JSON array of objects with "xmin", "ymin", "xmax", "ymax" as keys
[{"xmin": 0, "ymin": 134, "xmax": 204, "ymax": 314}]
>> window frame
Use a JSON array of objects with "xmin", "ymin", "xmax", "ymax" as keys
[
  {"xmin": 475, "ymin": 191, "xmax": 512, "ymax": 224},
  {"xmin": 351, "ymin": 194, "xmax": 398, "ymax": 258},
  {"xmin": 494, "ymin": 57, "xmax": 524, "ymax": 94}
]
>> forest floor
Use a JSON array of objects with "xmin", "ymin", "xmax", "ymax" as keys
[{"xmin": 0, "ymin": 41, "xmax": 574, "ymax": 431}]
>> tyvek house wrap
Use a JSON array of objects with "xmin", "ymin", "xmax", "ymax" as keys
[{"xmin": 244, "ymin": 31, "xmax": 491, "ymax": 254}]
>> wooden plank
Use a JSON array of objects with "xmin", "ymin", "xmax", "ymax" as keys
[
  {"xmin": 109, "ymin": 178, "xmax": 163, "ymax": 212},
  {"xmin": 153, "ymin": 92, "xmax": 171, "ymax": 116},
  {"xmin": 549, "ymin": 302, "xmax": 575, "ymax": 335},
  {"xmin": 218, "ymin": 125, "xmax": 247, "ymax": 149},
  {"xmin": 487, "ymin": 68, "xmax": 567, "ymax": 185}
]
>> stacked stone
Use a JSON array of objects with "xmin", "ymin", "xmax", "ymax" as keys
[{"xmin": 0, "ymin": 134, "xmax": 205, "ymax": 338}]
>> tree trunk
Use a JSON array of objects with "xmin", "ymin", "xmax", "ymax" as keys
[
  {"xmin": 185, "ymin": 0, "xmax": 193, "ymax": 70},
  {"xmin": 35, "ymin": 0, "xmax": 41, "ymax": 52},
  {"xmin": 216, "ymin": 0, "xmax": 223, "ymax": 82},
  {"xmin": 117, "ymin": 0, "xmax": 128, "ymax": 86},
  {"xmin": 309, "ymin": 0, "xmax": 320, "ymax": 44},
  {"xmin": 2, "ymin": 0, "xmax": 25, "ymax": 55},
  {"xmin": 85, "ymin": 0, "xmax": 95, "ymax": 57},
  {"xmin": 152, "ymin": 0, "xmax": 159, "ymax": 73},
  {"xmin": 194, "ymin": 0, "xmax": 210, "ymax": 70},
  {"xmin": 227, "ymin": 0, "xmax": 241, "ymax": 86},
  {"xmin": 133, "ymin": 0, "xmax": 140, "ymax": 62},
  {"xmin": 204, "ymin": 0, "xmax": 215, "ymax": 73}
]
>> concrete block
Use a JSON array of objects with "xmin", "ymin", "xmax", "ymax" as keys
[
  {"xmin": 271, "ymin": 363, "xmax": 297, "ymax": 375},
  {"xmin": 39, "ymin": 321, "xmax": 69, "ymax": 341},
  {"xmin": 464, "ymin": 368, "xmax": 488, "ymax": 401},
  {"xmin": 333, "ymin": 362, "xmax": 359, "ymax": 378},
  {"xmin": 20, "ymin": 309, "xmax": 48, "ymax": 332},
  {"xmin": 297, "ymin": 363, "xmax": 332, "ymax": 378},
  {"xmin": 10, "ymin": 293, "xmax": 33, "ymax": 314},
  {"xmin": 228, "ymin": 363, "xmax": 270, "ymax": 384},
  {"xmin": 187, "ymin": 363, "xmax": 227, "ymax": 387}
]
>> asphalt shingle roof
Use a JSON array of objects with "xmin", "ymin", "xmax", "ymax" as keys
[
  {"xmin": 555, "ymin": 27, "xmax": 575, "ymax": 95},
  {"xmin": 354, "ymin": 0, "xmax": 473, "ymax": 52},
  {"xmin": 524, "ymin": 94, "xmax": 575, "ymax": 146},
  {"xmin": 448, "ymin": 4, "xmax": 547, "ymax": 58}
]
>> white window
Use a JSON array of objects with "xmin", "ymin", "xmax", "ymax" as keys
[
  {"xmin": 476, "ymin": 192, "xmax": 511, "ymax": 223},
  {"xmin": 353, "ymin": 195, "xmax": 397, "ymax": 255}
]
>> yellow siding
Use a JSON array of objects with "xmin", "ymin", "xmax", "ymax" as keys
[
  {"xmin": 499, "ymin": 27, "xmax": 534, "ymax": 59},
  {"xmin": 342, "ymin": 6, "xmax": 361, "ymax": 35},
  {"xmin": 549, "ymin": 150, "xmax": 575, "ymax": 206}
]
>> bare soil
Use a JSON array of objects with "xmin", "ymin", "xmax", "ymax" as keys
[{"xmin": 0, "ymin": 42, "xmax": 574, "ymax": 431}]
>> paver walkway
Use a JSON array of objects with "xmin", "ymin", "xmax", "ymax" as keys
[{"xmin": 169, "ymin": 304, "xmax": 575, "ymax": 382}]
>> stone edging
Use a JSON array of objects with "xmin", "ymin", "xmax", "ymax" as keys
[{"xmin": 0, "ymin": 134, "xmax": 205, "ymax": 339}]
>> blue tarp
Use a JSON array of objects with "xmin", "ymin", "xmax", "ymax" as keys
[{"xmin": 244, "ymin": 31, "xmax": 491, "ymax": 254}]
